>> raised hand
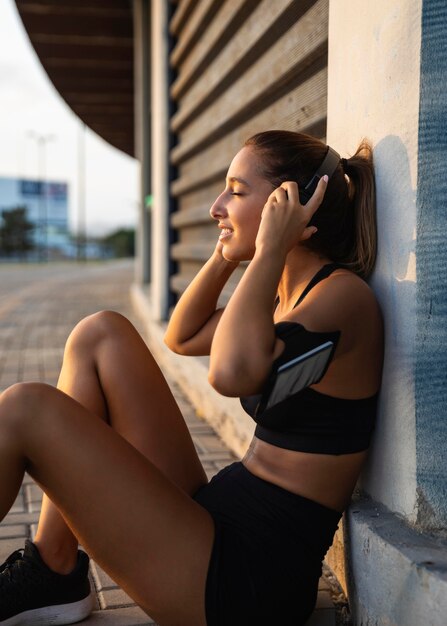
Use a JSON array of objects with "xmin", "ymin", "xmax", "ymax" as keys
[{"xmin": 255, "ymin": 176, "xmax": 328, "ymax": 255}]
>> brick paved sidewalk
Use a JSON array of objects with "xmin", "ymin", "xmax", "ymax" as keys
[{"xmin": 0, "ymin": 260, "xmax": 338, "ymax": 625}]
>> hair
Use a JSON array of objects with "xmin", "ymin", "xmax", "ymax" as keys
[{"xmin": 244, "ymin": 130, "xmax": 377, "ymax": 279}]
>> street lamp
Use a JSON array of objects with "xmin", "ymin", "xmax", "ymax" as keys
[{"xmin": 26, "ymin": 131, "xmax": 56, "ymax": 261}]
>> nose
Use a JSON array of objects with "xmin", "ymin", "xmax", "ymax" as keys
[{"xmin": 209, "ymin": 192, "xmax": 227, "ymax": 220}]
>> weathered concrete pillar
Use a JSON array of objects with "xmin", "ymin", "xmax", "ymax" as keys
[
  {"xmin": 327, "ymin": 0, "xmax": 447, "ymax": 622},
  {"xmin": 150, "ymin": 0, "xmax": 171, "ymax": 321},
  {"xmin": 133, "ymin": 0, "xmax": 151, "ymax": 285}
]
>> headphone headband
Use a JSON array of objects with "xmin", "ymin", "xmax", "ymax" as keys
[{"xmin": 299, "ymin": 146, "xmax": 340, "ymax": 204}]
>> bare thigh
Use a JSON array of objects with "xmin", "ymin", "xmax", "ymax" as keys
[
  {"xmin": 58, "ymin": 310, "xmax": 207, "ymax": 494},
  {"xmin": 1, "ymin": 383, "xmax": 215, "ymax": 626}
]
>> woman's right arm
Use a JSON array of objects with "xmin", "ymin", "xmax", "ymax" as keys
[{"xmin": 163, "ymin": 244, "xmax": 239, "ymax": 356}]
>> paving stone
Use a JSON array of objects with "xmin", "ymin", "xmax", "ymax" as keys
[
  {"xmin": 90, "ymin": 560, "xmax": 119, "ymax": 591},
  {"xmin": 86, "ymin": 607, "xmax": 155, "ymax": 625},
  {"xmin": 0, "ymin": 538, "xmax": 27, "ymax": 562},
  {"xmin": 27, "ymin": 500, "xmax": 44, "ymax": 513},
  {"xmin": 2, "ymin": 511, "xmax": 39, "ymax": 526},
  {"xmin": 0, "ymin": 524, "xmax": 28, "ymax": 539},
  {"xmin": 195, "ymin": 434, "xmax": 229, "ymax": 453},
  {"xmin": 188, "ymin": 424, "xmax": 216, "ymax": 436},
  {"xmin": 205, "ymin": 469, "xmax": 219, "ymax": 480},
  {"xmin": 10, "ymin": 492, "xmax": 25, "ymax": 514},
  {"xmin": 87, "ymin": 581, "xmax": 101, "ymax": 611},
  {"xmin": 24, "ymin": 483, "xmax": 43, "ymax": 506},
  {"xmin": 212, "ymin": 459, "xmax": 237, "ymax": 471},
  {"xmin": 22, "ymin": 473, "xmax": 35, "ymax": 486},
  {"xmin": 196, "ymin": 451, "xmax": 236, "ymax": 462},
  {"xmin": 98, "ymin": 587, "xmax": 136, "ymax": 609},
  {"xmin": 200, "ymin": 460, "xmax": 218, "ymax": 470}
]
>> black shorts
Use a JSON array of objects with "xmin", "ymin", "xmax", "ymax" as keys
[{"xmin": 193, "ymin": 462, "xmax": 341, "ymax": 626}]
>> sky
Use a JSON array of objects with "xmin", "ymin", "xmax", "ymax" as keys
[{"xmin": 0, "ymin": 0, "xmax": 139, "ymax": 237}]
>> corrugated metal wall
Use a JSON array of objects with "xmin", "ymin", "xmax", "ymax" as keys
[{"xmin": 168, "ymin": 0, "xmax": 329, "ymax": 306}]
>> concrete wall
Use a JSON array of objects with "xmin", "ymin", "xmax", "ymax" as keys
[
  {"xmin": 327, "ymin": 0, "xmax": 447, "ymax": 622},
  {"xmin": 327, "ymin": 0, "xmax": 421, "ymax": 521}
]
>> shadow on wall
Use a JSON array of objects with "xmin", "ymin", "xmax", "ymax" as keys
[{"xmin": 358, "ymin": 134, "xmax": 418, "ymax": 520}]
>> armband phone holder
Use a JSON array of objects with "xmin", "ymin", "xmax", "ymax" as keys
[
  {"xmin": 263, "ymin": 339, "xmax": 335, "ymax": 411},
  {"xmin": 255, "ymin": 323, "xmax": 340, "ymax": 416}
]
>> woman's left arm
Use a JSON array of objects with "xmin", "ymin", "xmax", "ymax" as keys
[
  {"xmin": 208, "ymin": 178, "xmax": 327, "ymax": 396},
  {"xmin": 208, "ymin": 243, "xmax": 286, "ymax": 396}
]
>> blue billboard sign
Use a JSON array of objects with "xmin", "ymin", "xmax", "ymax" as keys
[{"xmin": 19, "ymin": 180, "xmax": 67, "ymax": 201}]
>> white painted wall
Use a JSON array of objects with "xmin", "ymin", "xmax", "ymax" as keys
[{"xmin": 327, "ymin": 0, "xmax": 422, "ymax": 520}]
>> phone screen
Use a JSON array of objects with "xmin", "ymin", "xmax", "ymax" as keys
[{"xmin": 264, "ymin": 341, "xmax": 334, "ymax": 410}]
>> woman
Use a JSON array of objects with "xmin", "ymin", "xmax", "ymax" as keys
[{"xmin": 0, "ymin": 131, "xmax": 383, "ymax": 626}]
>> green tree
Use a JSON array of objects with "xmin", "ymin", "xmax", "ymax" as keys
[
  {"xmin": 102, "ymin": 228, "xmax": 135, "ymax": 258},
  {"xmin": 0, "ymin": 207, "xmax": 34, "ymax": 258}
]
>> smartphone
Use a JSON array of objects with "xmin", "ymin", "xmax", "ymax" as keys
[{"xmin": 263, "ymin": 340, "xmax": 335, "ymax": 411}]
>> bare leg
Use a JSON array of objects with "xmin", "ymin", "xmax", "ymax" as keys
[
  {"xmin": 0, "ymin": 382, "xmax": 214, "ymax": 626},
  {"xmin": 33, "ymin": 311, "xmax": 207, "ymax": 574}
]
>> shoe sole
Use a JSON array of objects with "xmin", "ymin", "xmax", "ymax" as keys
[{"xmin": 0, "ymin": 592, "xmax": 94, "ymax": 625}]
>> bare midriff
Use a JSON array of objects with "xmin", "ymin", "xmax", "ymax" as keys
[{"xmin": 241, "ymin": 436, "xmax": 368, "ymax": 513}]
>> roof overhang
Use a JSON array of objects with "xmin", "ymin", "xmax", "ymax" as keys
[{"xmin": 15, "ymin": 0, "xmax": 135, "ymax": 157}]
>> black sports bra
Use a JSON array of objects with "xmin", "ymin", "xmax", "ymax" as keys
[{"xmin": 239, "ymin": 264, "xmax": 378, "ymax": 455}]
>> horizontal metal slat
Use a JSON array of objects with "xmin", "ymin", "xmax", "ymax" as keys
[
  {"xmin": 170, "ymin": 273, "xmax": 237, "ymax": 304},
  {"xmin": 171, "ymin": 0, "xmax": 297, "ymax": 131},
  {"xmin": 171, "ymin": 68, "xmax": 328, "ymax": 197},
  {"xmin": 176, "ymin": 180, "xmax": 224, "ymax": 214},
  {"xmin": 171, "ymin": 204, "xmax": 212, "ymax": 228},
  {"xmin": 179, "ymin": 223, "xmax": 219, "ymax": 243},
  {"xmin": 171, "ymin": 242, "xmax": 217, "ymax": 261},
  {"xmin": 178, "ymin": 68, "xmax": 327, "ymax": 183},
  {"xmin": 170, "ymin": 0, "xmax": 196, "ymax": 37},
  {"xmin": 171, "ymin": 165, "xmax": 227, "ymax": 197},
  {"xmin": 171, "ymin": 0, "xmax": 328, "ymax": 164},
  {"xmin": 170, "ymin": 0, "xmax": 222, "ymax": 68},
  {"xmin": 170, "ymin": 0, "xmax": 257, "ymax": 101},
  {"xmin": 171, "ymin": 263, "xmax": 247, "ymax": 306}
]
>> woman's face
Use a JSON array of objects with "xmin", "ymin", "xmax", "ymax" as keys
[{"xmin": 209, "ymin": 146, "xmax": 274, "ymax": 261}]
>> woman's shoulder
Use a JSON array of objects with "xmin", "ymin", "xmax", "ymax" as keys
[
  {"xmin": 281, "ymin": 267, "xmax": 382, "ymax": 334},
  {"xmin": 325, "ymin": 267, "xmax": 379, "ymax": 307}
]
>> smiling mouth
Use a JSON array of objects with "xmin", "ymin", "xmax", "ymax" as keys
[{"xmin": 219, "ymin": 228, "xmax": 233, "ymax": 240}]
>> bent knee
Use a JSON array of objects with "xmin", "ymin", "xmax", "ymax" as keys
[
  {"xmin": 0, "ymin": 382, "xmax": 55, "ymax": 432},
  {"xmin": 2, "ymin": 382, "xmax": 53, "ymax": 406},
  {"xmin": 65, "ymin": 310, "xmax": 132, "ymax": 354}
]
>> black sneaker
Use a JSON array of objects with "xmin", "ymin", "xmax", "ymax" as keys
[{"xmin": 0, "ymin": 540, "xmax": 94, "ymax": 625}]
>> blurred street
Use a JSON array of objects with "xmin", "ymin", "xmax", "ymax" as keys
[{"xmin": 0, "ymin": 261, "xmax": 137, "ymax": 392}]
